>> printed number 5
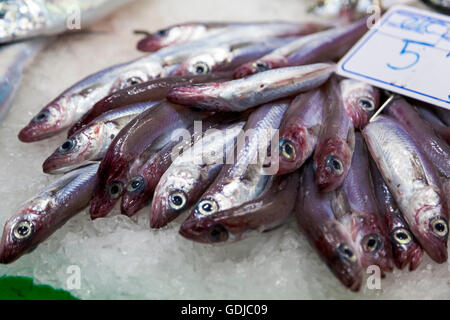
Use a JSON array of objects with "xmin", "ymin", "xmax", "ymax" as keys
[{"xmin": 387, "ymin": 39, "xmax": 434, "ymax": 71}]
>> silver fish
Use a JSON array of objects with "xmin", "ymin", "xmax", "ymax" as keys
[
  {"xmin": 42, "ymin": 101, "xmax": 158, "ymax": 174},
  {"xmin": 167, "ymin": 63, "xmax": 335, "ymax": 112},
  {"xmin": 180, "ymin": 100, "xmax": 289, "ymax": 239},
  {"xmin": 150, "ymin": 121, "xmax": 245, "ymax": 228},
  {"xmin": 363, "ymin": 115, "xmax": 448, "ymax": 263},
  {"xmin": 0, "ymin": 163, "xmax": 99, "ymax": 264},
  {"xmin": 0, "ymin": 39, "xmax": 46, "ymax": 122},
  {"xmin": 0, "ymin": 0, "xmax": 133, "ymax": 43}
]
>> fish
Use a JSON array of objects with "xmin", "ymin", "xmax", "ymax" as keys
[
  {"xmin": 170, "ymin": 38, "xmax": 295, "ymax": 76},
  {"xmin": 178, "ymin": 171, "xmax": 299, "ymax": 244},
  {"xmin": 334, "ymin": 132, "xmax": 394, "ymax": 273},
  {"xmin": 18, "ymin": 22, "xmax": 329, "ymax": 142},
  {"xmin": 68, "ymin": 72, "xmax": 232, "ymax": 136},
  {"xmin": 150, "ymin": 121, "xmax": 245, "ymax": 228},
  {"xmin": 0, "ymin": 39, "xmax": 47, "ymax": 122},
  {"xmin": 0, "ymin": 163, "xmax": 99, "ymax": 264},
  {"xmin": 385, "ymin": 98, "xmax": 450, "ymax": 180},
  {"xmin": 89, "ymin": 101, "xmax": 209, "ymax": 219},
  {"xmin": 295, "ymin": 161, "xmax": 363, "ymax": 291},
  {"xmin": 120, "ymin": 113, "xmax": 247, "ymax": 217},
  {"xmin": 414, "ymin": 103, "xmax": 450, "ymax": 145},
  {"xmin": 136, "ymin": 21, "xmax": 329, "ymax": 52},
  {"xmin": 313, "ymin": 76, "xmax": 355, "ymax": 192},
  {"xmin": 233, "ymin": 18, "xmax": 367, "ymax": 78},
  {"xmin": 0, "ymin": 0, "xmax": 132, "ymax": 43},
  {"xmin": 277, "ymin": 88, "xmax": 325, "ymax": 175},
  {"xmin": 308, "ymin": 0, "xmax": 379, "ymax": 19},
  {"xmin": 42, "ymin": 101, "xmax": 158, "ymax": 174},
  {"xmin": 434, "ymin": 106, "xmax": 450, "ymax": 127},
  {"xmin": 167, "ymin": 63, "xmax": 335, "ymax": 112},
  {"xmin": 370, "ymin": 157, "xmax": 423, "ymax": 271},
  {"xmin": 340, "ymin": 79, "xmax": 379, "ymax": 129},
  {"xmin": 363, "ymin": 115, "xmax": 448, "ymax": 263},
  {"xmin": 180, "ymin": 100, "xmax": 289, "ymax": 238}
]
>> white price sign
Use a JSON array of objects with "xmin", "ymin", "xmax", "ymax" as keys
[{"xmin": 337, "ymin": 5, "xmax": 450, "ymax": 110}]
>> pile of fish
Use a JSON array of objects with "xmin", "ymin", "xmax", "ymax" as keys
[{"xmin": 0, "ymin": 11, "xmax": 449, "ymax": 293}]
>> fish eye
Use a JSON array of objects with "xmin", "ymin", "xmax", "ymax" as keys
[
  {"xmin": 363, "ymin": 234, "xmax": 382, "ymax": 253},
  {"xmin": 196, "ymin": 199, "xmax": 218, "ymax": 216},
  {"xmin": 58, "ymin": 138, "xmax": 76, "ymax": 154},
  {"xmin": 358, "ymin": 97, "xmax": 375, "ymax": 111},
  {"xmin": 337, "ymin": 244, "xmax": 356, "ymax": 263},
  {"xmin": 430, "ymin": 218, "xmax": 448, "ymax": 238},
  {"xmin": 168, "ymin": 190, "xmax": 187, "ymax": 211},
  {"xmin": 208, "ymin": 224, "xmax": 229, "ymax": 243},
  {"xmin": 126, "ymin": 77, "xmax": 143, "ymax": 87},
  {"xmin": 252, "ymin": 61, "xmax": 269, "ymax": 72},
  {"xmin": 192, "ymin": 61, "xmax": 210, "ymax": 75},
  {"xmin": 326, "ymin": 155, "xmax": 344, "ymax": 175},
  {"xmin": 34, "ymin": 111, "xmax": 49, "ymax": 122},
  {"xmin": 279, "ymin": 139, "xmax": 296, "ymax": 161},
  {"xmin": 157, "ymin": 28, "xmax": 169, "ymax": 36},
  {"xmin": 108, "ymin": 182, "xmax": 123, "ymax": 199},
  {"xmin": 13, "ymin": 221, "xmax": 34, "ymax": 240},
  {"xmin": 126, "ymin": 176, "xmax": 145, "ymax": 193},
  {"xmin": 392, "ymin": 228, "xmax": 412, "ymax": 245}
]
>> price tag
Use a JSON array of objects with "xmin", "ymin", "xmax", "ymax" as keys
[{"xmin": 337, "ymin": 5, "xmax": 450, "ymax": 110}]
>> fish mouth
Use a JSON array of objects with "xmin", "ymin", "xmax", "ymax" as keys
[
  {"xmin": 18, "ymin": 122, "xmax": 62, "ymax": 143},
  {"xmin": 179, "ymin": 216, "xmax": 210, "ymax": 243},
  {"xmin": 120, "ymin": 194, "xmax": 145, "ymax": 217},
  {"xmin": 89, "ymin": 193, "xmax": 120, "ymax": 220},
  {"xmin": 136, "ymin": 38, "xmax": 164, "ymax": 52},
  {"xmin": 395, "ymin": 244, "xmax": 424, "ymax": 271}
]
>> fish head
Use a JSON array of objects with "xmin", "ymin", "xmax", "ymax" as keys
[
  {"xmin": 319, "ymin": 221, "xmax": 363, "ymax": 291},
  {"xmin": 278, "ymin": 125, "xmax": 309, "ymax": 175},
  {"xmin": 167, "ymin": 82, "xmax": 231, "ymax": 111},
  {"xmin": 233, "ymin": 56, "xmax": 285, "ymax": 79},
  {"xmin": 179, "ymin": 213, "xmax": 230, "ymax": 244},
  {"xmin": 42, "ymin": 122, "xmax": 106, "ymax": 174},
  {"xmin": 137, "ymin": 24, "xmax": 207, "ymax": 52},
  {"xmin": 109, "ymin": 69, "xmax": 152, "ymax": 93},
  {"xmin": 89, "ymin": 179, "xmax": 125, "ymax": 219},
  {"xmin": 0, "ymin": 198, "xmax": 51, "ymax": 264},
  {"xmin": 349, "ymin": 213, "xmax": 395, "ymax": 273},
  {"xmin": 313, "ymin": 137, "xmax": 352, "ymax": 192},
  {"xmin": 173, "ymin": 51, "xmax": 222, "ymax": 76},
  {"xmin": 121, "ymin": 173, "xmax": 154, "ymax": 217},
  {"xmin": 407, "ymin": 189, "xmax": 449, "ymax": 263},
  {"xmin": 150, "ymin": 164, "xmax": 200, "ymax": 228},
  {"xmin": 390, "ymin": 227, "xmax": 423, "ymax": 271},
  {"xmin": 340, "ymin": 79, "xmax": 380, "ymax": 129},
  {"xmin": 18, "ymin": 95, "xmax": 72, "ymax": 142}
]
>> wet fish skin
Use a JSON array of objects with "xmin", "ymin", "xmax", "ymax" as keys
[
  {"xmin": 414, "ymin": 103, "xmax": 450, "ymax": 145},
  {"xmin": 42, "ymin": 102, "xmax": 158, "ymax": 174},
  {"xmin": 89, "ymin": 101, "xmax": 209, "ymax": 219},
  {"xmin": 0, "ymin": 39, "xmax": 46, "ymax": 122},
  {"xmin": 151, "ymin": 121, "xmax": 245, "ymax": 228},
  {"xmin": 120, "ymin": 113, "xmax": 245, "ymax": 217},
  {"xmin": 0, "ymin": 0, "xmax": 132, "ymax": 43},
  {"xmin": 313, "ymin": 76, "xmax": 355, "ymax": 192},
  {"xmin": 0, "ymin": 163, "xmax": 99, "ymax": 264},
  {"xmin": 180, "ymin": 100, "xmax": 289, "ymax": 238},
  {"xmin": 363, "ymin": 115, "xmax": 448, "ymax": 263},
  {"xmin": 296, "ymin": 161, "xmax": 363, "ymax": 291},
  {"xmin": 370, "ymin": 157, "xmax": 423, "ymax": 271},
  {"xmin": 171, "ymin": 38, "xmax": 294, "ymax": 77},
  {"xmin": 340, "ymin": 79, "xmax": 379, "ymax": 129},
  {"xmin": 277, "ymin": 88, "xmax": 325, "ymax": 175},
  {"xmin": 386, "ymin": 98, "xmax": 450, "ymax": 179},
  {"xmin": 19, "ymin": 22, "xmax": 323, "ymax": 142},
  {"xmin": 336, "ymin": 132, "xmax": 394, "ymax": 273},
  {"xmin": 136, "ymin": 21, "xmax": 329, "ymax": 52},
  {"xmin": 233, "ymin": 18, "xmax": 367, "ymax": 78},
  {"xmin": 68, "ymin": 72, "xmax": 232, "ymax": 136},
  {"xmin": 167, "ymin": 63, "xmax": 335, "ymax": 112},
  {"xmin": 18, "ymin": 55, "xmax": 164, "ymax": 142},
  {"xmin": 181, "ymin": 171, "xmax": 299, "ymax": 244}
]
